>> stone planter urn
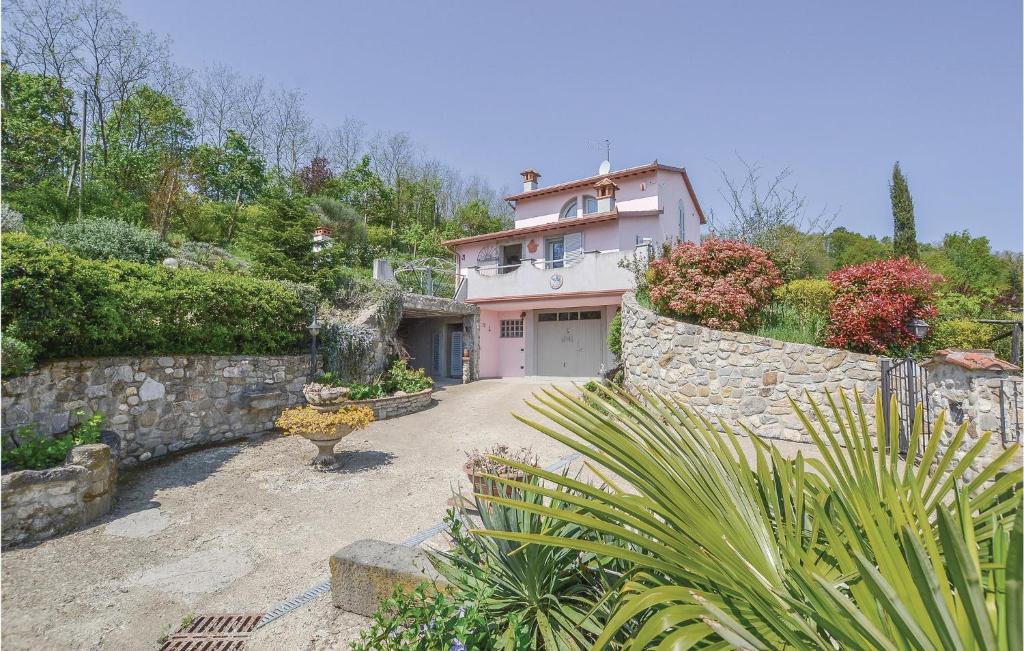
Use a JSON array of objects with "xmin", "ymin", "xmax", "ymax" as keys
[
  {"xmin": 297, "ymin": 424, "xmax": 354, "ymax": 468},
  {"xmin": 275, "ymin": 404, "xmax": 374, "ymax": 471},
  {"xmin": 303, "ymin": 383, "xmax": 350, "ymax": 406}
]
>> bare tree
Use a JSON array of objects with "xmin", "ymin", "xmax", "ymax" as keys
[
  {"xmin": 714, "ymin": 154, "xmax": 835, "ymax": 245},
  {"xmin": 188, "ymin": 63, "xmax": 242, "ymax": 145},
  {"xmin": 369, "ymin": 130, "xmax": 417, "ymax": 186},
  {"xmin": 5, "ymin": 0, "xmax": 81, "ymax": 129},
  {"xmin": 265, "ymin": 85, "xmax": 312, "ymax": 174},
  {"xmin": 325, "ymin": 117, "xmax": 365, "ymax": 172},
  {"xmin": 70, "ymin": 0, "xmax": 171, "ymax": 163}
]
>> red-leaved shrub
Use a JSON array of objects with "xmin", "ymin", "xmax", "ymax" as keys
[
  {"xmin": 824, "ymin": 257, "xmax": 941, "ymax": 354},
  {"xmin": 647, "ymin": 239, "xmax": 782, "ymax": 331}
]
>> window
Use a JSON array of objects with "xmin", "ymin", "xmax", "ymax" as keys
[
  {"xmin": 546, "ymin": 237, "xmax": 564, "ymax": 269},
  {"xmin": 559, "ymin": 199, "xmax": 578, "ymax": 220},
  {"xmin": 500, "ymin": 319, "xmax": 524, "ymax": 338},
  {"xmin": 583, "ymin": 195, "xmax": 598, "ymax": 214},
  {"xmin": 538, "ymin": 310, "xmax": 602, "ymax": 322}
]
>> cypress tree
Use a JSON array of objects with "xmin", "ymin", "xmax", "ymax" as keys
[{"xmin": 890, "ymin": 162, "xmax": 918, "ymax": 259}]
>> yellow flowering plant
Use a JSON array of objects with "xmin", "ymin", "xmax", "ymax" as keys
[{"xmin": 275, "ymin": 406, "xmax": 375, "ymax": 436}]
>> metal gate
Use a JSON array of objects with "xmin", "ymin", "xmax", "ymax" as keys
[{"xmin": 881, "ymin": 356, "xmax": 932, "ymax": 457}]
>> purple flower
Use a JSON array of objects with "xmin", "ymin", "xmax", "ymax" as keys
[{"xmin": 451, "ymin": 639, "xmax": 467, "ymax": 651}]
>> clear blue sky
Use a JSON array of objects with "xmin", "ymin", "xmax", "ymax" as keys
[{"xmin": 124, "ymin": 0, "xmax": 1022, "ymax": 248}]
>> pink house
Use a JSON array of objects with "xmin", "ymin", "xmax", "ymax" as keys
[{"xmin": 444, "ymin": 160, "xmax": 706, "ymax": 377}]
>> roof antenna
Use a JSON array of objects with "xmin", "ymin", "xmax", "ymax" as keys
[{"xmin": 588, "ymin": 138, "xmax": 611, "ymax": 173}]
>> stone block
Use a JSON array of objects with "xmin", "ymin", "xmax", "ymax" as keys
[
  {"xmin": 330, "ymin": 539, "xmax": 447, "ymax": 616},
  {"xmin": 138, "ymin": 378, "xmax": 166, "ymax": 402}
]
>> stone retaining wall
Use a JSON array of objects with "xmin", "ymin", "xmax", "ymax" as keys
[
  {"xmin": 350, "ymin": 388, "xmax": 433, "ymax": 420},
  {"xmin": 2, "ymin": 443, "xmax": 116, "ymax": 547},
  {"xmin": 621, "ymin": 293, "xmax": 880, "ymax": 442},
  {"xmin": 2, "ymin": 355, "xmax": 309, "ymax": 467}
]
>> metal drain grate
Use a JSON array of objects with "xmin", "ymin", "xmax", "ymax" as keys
[{"xmin": 160, "ymin": 613, "xmax": 264, "ymax": 650}]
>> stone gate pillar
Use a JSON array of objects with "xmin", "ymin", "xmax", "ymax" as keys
[{"xmin": 922, "ymin": 349, "xmax": 1023, "ymax": 479}]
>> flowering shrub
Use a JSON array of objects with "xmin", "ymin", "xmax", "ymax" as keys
[
  {"xmin": 274, "ymin": 405, "xmax": 374, "ymax": 436},
  {"xmin": 824, "ymin": 257, "xmax": 941, "ymax": 354},
  {"xmin": 647, "ymin": 239, "xmax": 783, "ymax": 331}
]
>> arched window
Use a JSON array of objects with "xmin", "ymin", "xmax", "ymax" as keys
[
  {"xmin": 583, "ymin": 195, "xmax": 598, "ymax": 214},
  {"xmin": 559, "ymin": 199, "xmax": 578, "ymax": 220}
]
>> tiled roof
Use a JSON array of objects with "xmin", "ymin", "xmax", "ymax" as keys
[
  {"xmin": 442, "ymin": 208, "xmax": 663, "ymax": 247},
  {"xmin": 925, "ymin": 349, "xmax": 1020, "ymax": 372},
  {"xmin": 504, "ymin": 161, "xmax": 707, "ymax": 224}
]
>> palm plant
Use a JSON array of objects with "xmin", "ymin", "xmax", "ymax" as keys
[
  {"xmin": 471, "ymin": 385, "xmax": 1022, "ymax": 649},
  {"xmin": 429, "ymin": 482, "xmax": 611, "ymax": 649}
]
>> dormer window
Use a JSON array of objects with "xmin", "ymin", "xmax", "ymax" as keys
[
  {"xmin": 559, "ymin": 199, "xmax": 578, "ymax": 220},
  {"xmin": 583, "ymin": 195, "xmax": 598, "ymax": 214}
]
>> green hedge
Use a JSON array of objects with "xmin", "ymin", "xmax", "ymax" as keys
[{"xmin": 2, "ymin": 233, "xmax": 306, "ymax": 360}]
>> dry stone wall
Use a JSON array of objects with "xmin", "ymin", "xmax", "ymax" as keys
[
  {"xmin": 621, "ymin": 293, "xmax": 881, "ymax": 442},
  {"xmin": 2, "ymin": 443, "xmax": 116, "ymax": 547},
  {"xmin": 350, "ymin": 388, "xmax": 434, "ymax": 420},
  {"xmin": 2, "ymin": 355, "xmax": 309, "ymax": 467}
]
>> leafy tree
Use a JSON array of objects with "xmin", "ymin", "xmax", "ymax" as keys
[
  {"xmin": 452, "ymin": 199, "xmax": 508, "ymax": 236},
  {"xmin": 890, "ymin": 161, "xmax": 918, "ymax": 259},
  {"xmin": 297, "ymin": 155, "xmax": 334, "ymax": 195},
  {"xmin": 826, "ymin": 227, "xmax": 891, "ymax": 268},
  {"xmin": 330, "ymin": 155, "xmax": 392, "ymax": 225},
  {"xmin": 238, "ymin": 186, "xmax": 317, "ymax": 283},
  {"xmin": 309, "ymin": 197, "xmax": 367, "ymax": 257},
  {"xmin": 0, "ymin": 64, "xmax": 76, "ymax": 193},
  {"xmin": 923, "ymin": 231, "xmax": 1009, "ymax": 295},
  {"xmin": 190, "ymin": 130, "xmax": 267, "ymax": 203},
  {"xmin": 92, "ymin": 86, "xmax": 194, "ymax": 224}
]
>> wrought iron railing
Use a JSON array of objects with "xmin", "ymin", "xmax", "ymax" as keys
[{"xmin": 392, "ymin": 258, "xmax": 459, "ymax": 299}]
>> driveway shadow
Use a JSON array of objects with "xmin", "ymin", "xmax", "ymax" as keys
[{"xmin": 322, "ymin": 449, "xmax": 395, "ymax": 474}]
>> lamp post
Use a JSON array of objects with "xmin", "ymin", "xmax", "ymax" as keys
[
  {"xmin": 908, "ymin": 318, "xmax": 931, "ymax": 341},
  {"xmin": 308, "ymin": 306, "xmax": 321, "ymax": 378}
]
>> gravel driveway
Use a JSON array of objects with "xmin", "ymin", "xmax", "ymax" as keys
[
  {"xmin": 1, "ymin": 379, "xmax": 824, "ymax": 650},
  {"xmin": 1, "ymin": 379, "xmax": 588, "ymax": 650}
]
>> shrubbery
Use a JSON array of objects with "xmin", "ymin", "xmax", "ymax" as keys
[
  {"xmin": 776, "ymin": 278, "xmax": 834, "ymax": 317},
  {"xmin": 49, "ymin": 217, "xmax": 172, "ymax": 264},
  {"xmin": 647, "ymin": 239, "xmax": 782, "ymax": 331},
  {"xmin": 1, "ymin": 333, "xmax": 36, "ymax": 377},
  {"xmin": 2, "ymin": 412, "xmax": 103, "ymax": 470},
  {"xmin": 824, "ymin": 257, "xmax": 940, "ymax": 354},
  {"xmin": 927, "ymin": 319, "xmax": 995, "ymax": 352},
  {"xmin": 607, "ymin": 311, "xmax": 622, "ymax": 359},
  {"xmin": 1, "ymin": 233, "xmax": 306, "ymax": 361}
]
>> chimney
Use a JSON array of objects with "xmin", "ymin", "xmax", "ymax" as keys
[
  {"xmin": 520, "ymin": 168, "xmax": 541, "ymax": 192},
  {"xmin": 593, "ymin": 177, "xmax": 619, "ymax": 212}
]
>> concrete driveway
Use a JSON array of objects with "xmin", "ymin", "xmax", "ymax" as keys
[{"xmin": 1, "ymin": 379, "xmax": 823, "ymax": 650}]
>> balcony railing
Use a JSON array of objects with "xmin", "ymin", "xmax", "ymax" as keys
[{"xmin": 462, "ymin": 249, "xmax": 635, "ymax": 301}]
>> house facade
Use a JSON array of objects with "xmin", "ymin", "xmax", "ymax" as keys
[{"xmin": 444, "ymin": 160, "xmax": 705, "ymax": 378}]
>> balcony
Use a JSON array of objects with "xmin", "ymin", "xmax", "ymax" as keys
[{"xmin": 461, "ymin": 249, "xmax": 636, "ymax": 302}]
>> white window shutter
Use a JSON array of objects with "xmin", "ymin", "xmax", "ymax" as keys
[{"xmin": 564, "ymin": 232, "xmax": 584, "ymax": 266}]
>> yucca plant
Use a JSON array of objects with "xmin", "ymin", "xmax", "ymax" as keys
[
  {"xmin": 429, "ymin": 481, "xmax": 611, "ymax": 649},
  {"xmin": 471, "ymin": 385, "xmax": 1022, "ymax": 649}
]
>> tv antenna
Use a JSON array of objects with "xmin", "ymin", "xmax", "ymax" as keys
[{"xmin": 587, "ymin": 138, "xmax": 611, "ymax": 168}]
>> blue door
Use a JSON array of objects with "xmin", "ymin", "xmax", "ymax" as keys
[{"xmin": 450, "ymin": 330, "xmax": 463, "ymax": 378}]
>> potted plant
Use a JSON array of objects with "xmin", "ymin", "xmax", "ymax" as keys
[
  {"xmin": 302, "ymin": 372, "xmax": 351, "ymax": 407},
  {"xmin": 463, "ymin": 445, "xmax": 539, "ymax": 498},
  {"xmin": 275, "ymin": 405, "xmax": 374, "ymax": 469}
]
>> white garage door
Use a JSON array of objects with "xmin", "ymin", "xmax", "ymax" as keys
[{"xmin": 536, "ymin": 310, "xmax": 605, "ymax": 376}]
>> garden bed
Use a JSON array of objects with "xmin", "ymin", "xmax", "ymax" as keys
[{"xmin": 345, "ymin": 388, "xmax": 433, "ymax": 420}]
